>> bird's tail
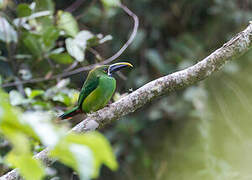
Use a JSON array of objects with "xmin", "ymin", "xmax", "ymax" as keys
[{"xmin": 59, "ymin": 106, "xmax": 82, "ymax": 120}]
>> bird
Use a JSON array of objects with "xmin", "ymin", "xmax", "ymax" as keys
[{"xmin": 59, "ymin": 62, "xmax": 133, "ymax": 120}]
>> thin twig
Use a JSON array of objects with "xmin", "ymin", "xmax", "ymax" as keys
[
  {"xmin": 65, "ymin": 0, "xmax": 86, "ymax": 13},
  {"xmin": 87, "ymin": 47, "xmax": 103, "ymax": 62},
  {"xmin": 1, "ymin": 3, "xmax": 139, "ymax": 88},
  {"xmin": 75, "ymin": 0, "xmax": 97, "ymax": 20},
  {"xmin": 64, "ymin": 61, "xmax": 79, "ymax": 72}
]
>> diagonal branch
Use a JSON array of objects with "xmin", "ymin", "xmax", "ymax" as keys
[{"xmin": 1, "ymin": 23, "xmax": 252, "ymax": 180}]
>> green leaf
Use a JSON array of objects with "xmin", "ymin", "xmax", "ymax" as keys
[
  {"xmin": 68, "ymin": 132, "xmax": 118, "ymax": 176},
  {"xmin": 31, "ymin": 100, "xmax": 51, "ymax": 109},
  {"xmin": 22, "ymin": 112, "xmax": 66, "ymax": 147},
  {"xmin": 49, "ymin": 53, "xmax": 74, "ymax": 64},
  {"xmin": 101, "ymin": 0, "xmax": 120, "ymax": 8},
  {"xmin": 70, "ymin": 144, "xmax": 94, "ymax": 180},
  {"xmin": 51, "ymin": 143, "xmax": 94, "ymax": 180},
  {"xmin": 75, "ymin": 30, "xmax": 94, "ymax": 45},
  {"xmin": 0, "ymin": 90, "xmax": 39, "ymax": 146},
  {"xmin": 50, "ymin": 132, "xmax": 118, "ymax": 179},
  {"xmin": 22, "ymin": 33, "xmax": 42, "ymax": 58},
  {"xmin": 25, "ymin": 88, "xmax": 44, "ymax": 99},
  {"xmin": 3, "ymin": 131, "xmax": 31, "ymax": 154},
  {"xmin": 35, "ymin": 0, "xmax": 54, "ymax": 13},
  {"xmin": 0, "ymin": 90, "xmax": 46, "ymax": 180},
  {"xmin": 13, "ymin": 11, "xmax": 51, "ymax": 31},
  {"xmin": 65, "ymin": 31, "xmax": 94, "ymax": 62},
  {"xmin": 0, "ymin": 17, "xmax": 17, "ymax": 43},
  {"xmin": 42, "ymin": 26, "xmax": 59, "ymax": 50},
  {"xmin": 65, "ymin": 38, "xmax": 84, "ymax": 62},
  {"xmin": 57, "ymin": 10, "xmax": 79, "ymax": 37},
  {"xmin": 17, "ymin": 3, "xmax": 32, "ymax": 17},
  {"xmin": 6, "ymin": 152, "xmax": 45, "ymax": 180},
  {"xmin": 52, "ymin": 93, "xmax": 71, "ymax": 106},
  {"xmin": 9, "ymin": 90, "xmax": 31, "ymax": 106}
]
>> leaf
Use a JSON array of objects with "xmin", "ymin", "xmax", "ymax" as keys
[
  {"xmin": 75, "ymin": 30, "xmax": 94, "ymax": 46},
  {"xmin": 98, "ymin": 34, "xmax": 113, "ymax": 44},
  {"xmin": 52, "ymin": 93, "xmax": 71, "ymax": 106},
  {"xmin": 50, "ymin": 132, "xmax": 118, "ymax": 179},
  {"xmin": 57, "ymin": 10, "xmax": 79, "ymax": 37},
  {"xmin": 51, "ymin": 143, "xmax": 94, "ymax": 180},
  {"xmin": 42, "ymin": 26, "xmax": 59, "ymax": 50},
  {"xmin": 17, "ymin": 3, "xmax": 32, "ymax": 17},
  {"xmin": 35, "ymin": 0, "xmax": 54, "ymax": 13},
  {"xmin": 65, "ymin": 31, "xmax": 94, "ymax": 62},
  {"xmin": 68, "ymin": 89, "xmax": 79, "ymax": 105},
  {"xmin": 50, "ymin": 47, "xmax": 65, "ymax": 54},
  {"xmin": 101, "ymin": 0, "xmax": 121, "ymax": 8},
  {"xmin": 0, "ymin": 90, "xmax": 45, "ymax": 180},
  {"xmin": 0, "ymin": 90, "xmax": 39, "ymax": 146},
  {"xmin": 6, "ymin": 152, "xmax": 45, "ymax": 180},
  {"xmin": 65, "ymin": 38, "xmax": 84, "ymax": 62},
  {"xmin": 21, "ymin": 112, "xmax": 66, "ymax": 147},
  {"xmin": 31, "ymin": 100, "xmax": 51, "ymax": 109},
  {"xmin": 49, "ymin": 53, "xmax": 74, "ymax": 64},
  {"xmin": 88, "ymin": 33, "xmax": 110, "ymax": 46},
  {"xmin": 13, "ymin": 11, "xmax": 51, "ymax": 30},
  {"xmin": 3, "ymin": 131, "xmax": 31, "ymax": 154},
  {"xmin": 22, "ymin": 33, "xmax": 42, "ymax": 58},
  {"xmin": 25, "ymin": 88, "xmax": 44, "ymax": 99},
  {"xmin": 0, "ymin": 17, "xmax": 18, "ymax": 43},
  {"xmin": 9, "ymin": 90, "xmax": 31, "ymax": 106},
  {"xmin": 70, "ymin": 144, "xmax": 94, "ymax": 180}
]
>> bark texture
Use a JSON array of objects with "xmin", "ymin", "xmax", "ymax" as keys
[{"xmin": 1, "ymin": 23, "xmax": 252, "ymax": 180}]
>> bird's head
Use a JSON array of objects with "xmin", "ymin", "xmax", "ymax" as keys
[{"xmin": 94, "ymin": 62, "xmax": 133, "ymax": 76}]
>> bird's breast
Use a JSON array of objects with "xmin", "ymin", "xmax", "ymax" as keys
[{"xmin": 82, "ymin": 76, "xmax": 116, "ymax": 113}]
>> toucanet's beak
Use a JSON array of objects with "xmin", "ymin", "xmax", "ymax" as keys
[{"xmin": 108, "ymin": 62, "xmax": 133, "ymax": 75}]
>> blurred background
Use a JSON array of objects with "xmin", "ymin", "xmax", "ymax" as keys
[{"xmin": 1, "ymin": 0, "xmax": 252, "ymax": 179}]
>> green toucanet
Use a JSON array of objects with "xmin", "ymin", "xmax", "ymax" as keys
[{"xmin": 59, "ymin": 62, "xmax": 133, "ymax": 120}]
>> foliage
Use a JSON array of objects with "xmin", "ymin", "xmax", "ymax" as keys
[
  {"xmin": 0, "ymin": 88, "xmax": 118, "ymax": 180},
  {"xmin": 0, "ymin": 0, "xmax": 252, "ymax": 179},
  {"xmin": 0, "ymin": 0, "xmax": 119, "ymax": 179}
]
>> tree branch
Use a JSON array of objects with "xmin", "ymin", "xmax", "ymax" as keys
[{"xmin": 1, "ymin": 23, "xmax": 252, "ymax": 180}]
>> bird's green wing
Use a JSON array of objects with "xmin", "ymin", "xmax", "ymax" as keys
[{"xmin": 77, "ymin": 76, "xmax": 100, "ymax": 107}]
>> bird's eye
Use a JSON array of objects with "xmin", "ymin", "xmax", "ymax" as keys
[{"xmin": 103, "ymin": 68, "xmax": 107, "ymax": 73}]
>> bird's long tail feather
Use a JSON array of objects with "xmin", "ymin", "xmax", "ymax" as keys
[{"xmin": 59, "ymin": 106, "xmax": 81, "ymax": 120}]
